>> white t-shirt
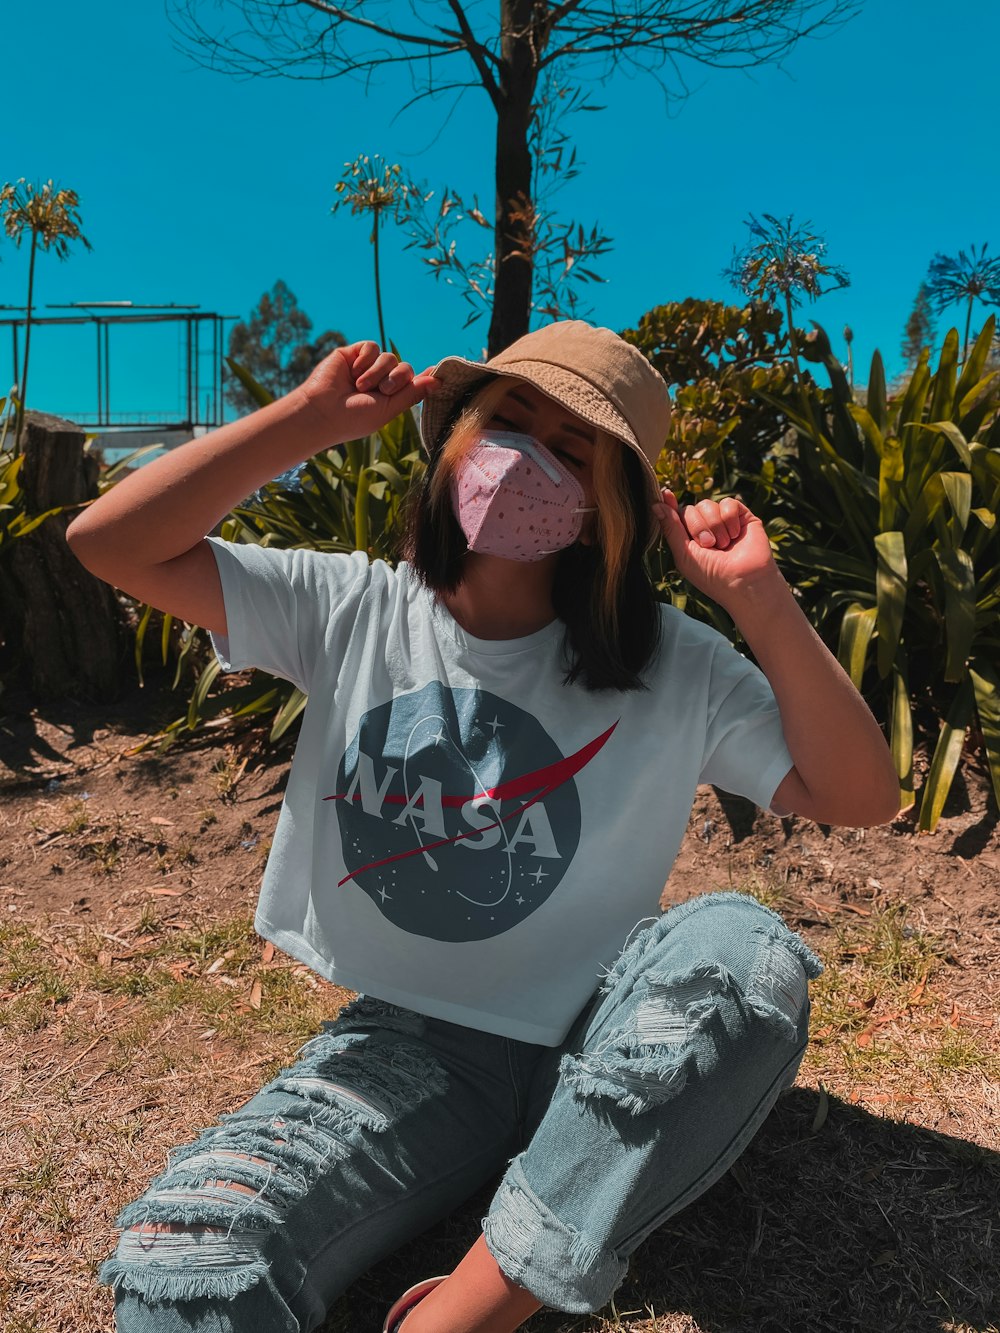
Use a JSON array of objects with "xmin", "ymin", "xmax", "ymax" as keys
[{"xmin": 207, "ymin": 538, "xmax": 793, "ymax": 1046}]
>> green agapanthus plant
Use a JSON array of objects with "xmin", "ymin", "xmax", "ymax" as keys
[
  {"xmin": 331, "ymin": 155, "xmax": 419, "ymax": 352},
  {"xmin": 724, "ymin": 213, "xmax": 850, "ymax": 387},
  {"xmin": 924, "ymin": 242, "xmax": 1000, "ymax": 365}
]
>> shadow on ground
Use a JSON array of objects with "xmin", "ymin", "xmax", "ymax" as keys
[{"xmin": 323, "ymin": 1088, "xmax": 999, "ymax": 1333}]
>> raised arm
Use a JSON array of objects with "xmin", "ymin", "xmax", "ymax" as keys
[
  {"xmin": 656, "ymin": 490, "xmax": 900, "ymax": 828},
  {"xmin": 65, "ymin": 344, "xmax": 437, "ymax": 632}
]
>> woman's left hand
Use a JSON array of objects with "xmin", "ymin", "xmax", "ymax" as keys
[{"xmin": 653, "ymin": 488, "xmax": 779, "ymax": 610}]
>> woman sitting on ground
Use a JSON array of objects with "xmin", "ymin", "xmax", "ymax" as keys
[{"xmin": 68, "ymin": 320, "xmax": 899, "ymax": 1333}]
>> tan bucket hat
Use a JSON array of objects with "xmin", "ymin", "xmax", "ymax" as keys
[{"xmin": 419, "ymin": 320, "xmax": 671, "ymax": 505}]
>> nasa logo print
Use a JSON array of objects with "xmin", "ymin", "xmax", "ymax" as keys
[{"xmin": 327, "ymin": 681, "xmax": 616, "ymax": 942}]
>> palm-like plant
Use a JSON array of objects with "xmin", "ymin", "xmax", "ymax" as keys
[
  {"xmin": 0, "ymin": 179, "xmax": 92, "ymax": 450},
  {"xmin": 756, "ymin": 319, "xmax": 1000, "ymax": 830},
  {"xmin": 924, "ymin": 243, "xmax": 1000, "ymax": 365},
  {"xmin": 723, "ymin": 213, "xmax": 850, "ymax": 386}
]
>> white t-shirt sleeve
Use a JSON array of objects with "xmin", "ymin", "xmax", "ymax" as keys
[
  {"xmin": 699, "ymin": 640, "xmax": 794, "ymax": 811},
  {"xmin": 205, "ymin": 537, "xmax": 371, "ymax": 695}
]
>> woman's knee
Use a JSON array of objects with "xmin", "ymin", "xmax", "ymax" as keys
[
  {"xmin": 564, "ymin": 893, "xmax": 823, "ymax": 1114},
  {"xmin": 609, "ymin": 892, "xmax": 821, "ymax": 1021}
]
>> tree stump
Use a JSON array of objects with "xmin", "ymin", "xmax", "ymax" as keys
[{"xmin": 0, "ymin": 412, "xmax": 129, "ymax": 702}]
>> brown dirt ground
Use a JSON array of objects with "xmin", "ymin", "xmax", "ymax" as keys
[{"xmin": 2, "ymin": 670, "xmax": 998, "ymax": 1332}]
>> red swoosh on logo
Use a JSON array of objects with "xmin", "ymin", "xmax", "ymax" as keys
[{"xmin": 330, "ymin": 720, "xmax": 618, "ymax": 887}]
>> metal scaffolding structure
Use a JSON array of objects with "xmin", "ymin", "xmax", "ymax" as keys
[{"xmin": 0, "ymin": 302, "xmax": 237, "ymax": 431}]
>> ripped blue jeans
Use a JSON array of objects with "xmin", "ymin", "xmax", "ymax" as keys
[{"xmin": 100, "ymin": 892, "xmax": 822, "ymax": 1329}]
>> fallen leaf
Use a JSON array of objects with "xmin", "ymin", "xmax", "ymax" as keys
[
  {"xmin": 804, "ymin": 896, "xmax": 838, "ymax": 914},
  {"xmin": 908, "ymin": 973, "xmax": 928, "ymax": 1005},
  {"xmin": 149, "ymin": 817, "xmax": 175, "ymax": 827},
  {"xmin": 811, "ymin": 1085, "xmax": 829, "ymax": 1132},
  {"xmin": 96, "ymin": 951, "xmax": 111, "ymax": 967},
  {"xmin": 856, "ymin": 1027, "xmax": 876, "ymax": 1049},
  {"xmin": 874, "ymin": 1011, "xmax": 905, "ymax": 1027},
  {"xmin": 249, "ymin": 978, "xmax": 262, "ymax": 1010},
  {"xmin": 848, "ymin": 1089, "xmax": 861, "ymax": 1103},
  {"xmin": 199, "ymin": 1029, "xmax": 217, "ymax": 1040},
  {"xmin": 841, "ymin": 902, "xmax": 872, "ymax": 917},
  {"xmin": 261, "ymin": 941, "xmax": 275, "ymax": 964},
  {"xmin": 948, "ymin": 1002, "xmax": 961, "ymax": 1028},
  {"xmin": 147, "ymin": 887, "xmax": 186, "ymax": 897},
  {"xmin": 812, "ymin": 1024, "xmax": 835, "ymax": 1039}
]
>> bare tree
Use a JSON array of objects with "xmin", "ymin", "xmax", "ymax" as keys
[{"xmin": 171, "ymin": 0, "xmax": 860, "ymax": 356}]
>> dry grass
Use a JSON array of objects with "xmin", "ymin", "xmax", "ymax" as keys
[{"xmin": 2, "ymin": 890, "xmax": 998, "ymax": 1333}]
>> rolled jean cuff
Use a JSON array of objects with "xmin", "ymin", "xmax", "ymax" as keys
[{"xmin": 482, "ymin": 1153, "xmax": 626, "ymax": 1314}]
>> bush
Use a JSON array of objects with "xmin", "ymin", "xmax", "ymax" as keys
[
  {"xmin": 754, "ymin": 319, "xmax": 1000, "ymax": 829},
  {"xmin": 623, "ymin": 297, "xmax": 801, "ymax": 495}
]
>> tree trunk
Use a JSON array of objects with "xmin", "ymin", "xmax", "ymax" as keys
[
  {"xmin": 0, "ymin": 412, "xmax": 129, "ymax": 703},
  {"xmin": 487, "ymin": 0, "xmax": 539, "ymax": 357}
]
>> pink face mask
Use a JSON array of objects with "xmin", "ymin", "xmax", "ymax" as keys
[{"xmin": 451, "ymin": 430, "xmax": 596, "ymax": 562}]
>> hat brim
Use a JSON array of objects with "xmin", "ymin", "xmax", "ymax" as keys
[{"xmin": 419, "ymin": 355, "xmax": 662, "ymax": 508}]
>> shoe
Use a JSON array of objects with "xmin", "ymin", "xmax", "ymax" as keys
[{"xmin": 382, "ymin": 1275, "xmax": 448, "ymax": 1332}]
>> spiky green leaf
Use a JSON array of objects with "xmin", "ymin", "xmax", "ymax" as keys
[
  {"xmin": 837, "ymin": 602, "xmax": 877, "ymax": 689},
  {"xmin": 874, "ymin": 531, "xmax": 907, "ymax": 677},
  {"xmin": 890, "ymin": 660, "xmax": 914, "ymax": 808},
  {"xmin": 918, "ymin": 678, "xmax": 974, "ymax": 832},
  {"xmin": 935, "ymin": 548, "xmax": 976, "ymax": 680},
  {"xmin": 969, "ymin": 659, "xmax": 1000, "ymax": 814}
]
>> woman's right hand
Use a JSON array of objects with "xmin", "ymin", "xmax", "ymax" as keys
[{"xmin": 295, "ymin": 340, "xmax": 440, "ymax": 441}]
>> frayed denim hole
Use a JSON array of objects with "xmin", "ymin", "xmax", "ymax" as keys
[
  {"xmin": 746, "ymin": 928, "xmax": 816, "ymax": 1042},
  {"xmin": 99, "ymin": 1235, "xmax": 272, "ymax": 1303},
  {"xmin": 165, "ymin": 1124, "xmax": 278, "ymax": 1180},
  {"xmin": 560, "ymin": 962, "xmax": 742, "ymax": 1117},
  {"xmin": 117, "ymin": 1184, "xmax": 283, "ymax": 1236},
  {"xmin": 595, "ymin": 893, "xmax": 788, "ymax": 1002},
  {"xmin": 633, "ymin": 960, "xmax": 735, "ymax": 1046},
  {"xmin": 596, "ymin": 915, "xmax": 664, "ymax": 997},
  {"xmin": 331, "ymin": 994, "xmax": 428, "ymax": 1037},
  {"xmin": 194, "ymin": 1115, "xmax": 348, "ymax": 1177},
  {"xmin": 164, "ymin": 1151, "xmax": 307, "ymax": 1211},
  {"xmin": 558, "ymin": 1046, "xmax": 689, "ymax": 1118},
  {"xmin": 288, "ymin": 1027, "xmax": 370, "ymax": 1066},
  {"xmin": 274, "ymin": 1038, "xmax": 448, "ymax": 1131},
  {"xmin": 752, "ymin": 922, "xmax": 823, "ymax": 980}
]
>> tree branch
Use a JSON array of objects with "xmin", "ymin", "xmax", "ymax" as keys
[
  {"xmin": 446, "ymin": 0, "xmax": 502, "ymax": 107},
  {"xmin": 295, "ymin": 0, "xmax": 464, "ymax": 53},
  {"xmin": 540, "ymin": 0, "xmax": 856, "ymax": 70}
]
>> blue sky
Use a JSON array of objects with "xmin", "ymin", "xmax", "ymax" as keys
[{"xmin": 5, "ymin": 0, "xmax": 999, "ymax": 428}]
